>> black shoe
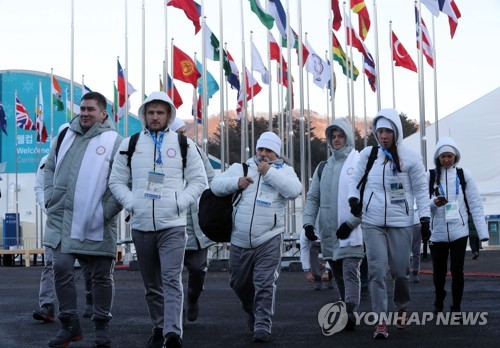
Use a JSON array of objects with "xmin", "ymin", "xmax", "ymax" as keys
[
  {"xmin": 164, "ymin": 332, "xmax": 182, "ymax": 348},
  {"xmin": 147, "ymin": 328, "xmax": 164, "ymax": 348},
  {"xmin": 94, "ymin": 319, "xmax": 111, "ymax": 348},
  {"xmin": 472, "ymin": 252, "xmax": 479, "ymax": 260},
  {"xmin": 33, "ymin": 304, "xmax": 55, "ymax": 322},
  {"xmin": 186, "ymin": 301, "xmax": 199, "ymax": 322},
  {"xmin": 253, "ymin": 330, "xmax": 271, "ymax": 343},
  {"xmin": 48, "ymin": 316, "xmax": 83, "ymax": 348}
]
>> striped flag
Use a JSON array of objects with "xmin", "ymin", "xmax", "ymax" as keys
[
  {"xmin": 415, "ymin": 6, "xmax": 434, "ymax": 68},
  {"xmin": 364, "ymin": 52, "xmax": 377, "ymax": 92},
  {"xmin": 223, "ymin": 49, "xmax": 241, "ymax": 91},
  {"xmin": 332, "ymin": 31, "xmax": 359, "ymax": 80},
  {"xmin": 36, "ymin": 81, "xmax": 48, "ymax": 143},
  {"xmin": 350, "ymin": 0, "xmax": 371, "ymax": 40},
  {"xmin": 16, "ymin": 96, "xmax": 36, "ymax": 130},
  {"xmin": 52, "ymin": 76, "xmax": 64, "ymax": 111}
]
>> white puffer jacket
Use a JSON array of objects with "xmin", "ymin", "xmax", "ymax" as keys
[
  {"xmin": 109, "ymin": 92, "xmax": 206, "ymax": 232},
  {"xmin": 429, "ymin": 137, "xmax": 489, "ymax": 243},
  {"xmin": 210, "ymin": 159, "xmax": 302, "ymax": 249},
  {"xmin": 348, "ymin": 108, "xmax": 430, "ymax": 227}
]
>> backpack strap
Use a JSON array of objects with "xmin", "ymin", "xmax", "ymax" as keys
[
  {"xmin": 119, "ymin": 132, "xmax": 140, "ymax": 172},
  {"xmin": 356, "ymin": 146, "xmax": 379, "ymax": 206},
  {"xmin": 317, "ymin": 161, "xmax": 327, "ymax": 181},
  {"xmin": 233, "ymin": 163, "xmax": 249, "ymax": 205},
  {"xmin": 456, "ymin": 167, "xmax": 470, "ymax": 213},
  {"xmin": 429, "ymin": 169, "xmax": 436, "ymax": 198},
  {"xmin": 55, "ymin": 127, "xmax": 69, "ymax": 159}
]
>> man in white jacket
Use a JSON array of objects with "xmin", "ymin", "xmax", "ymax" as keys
[
  {"xmin": 210, "ymin": 131, "xmax": 302, "ymax": 343},
  {"xmin": 109, "ymin": 92, "xmax": 205, "ymax": 348}
]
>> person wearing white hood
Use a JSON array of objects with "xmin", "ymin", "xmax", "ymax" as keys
[
  {"xmin": 428, "ymin": 137, "xmax": 489, "ymax": 315},
  {"xmin": 348, "ymin": 109, "xmax": 430, "ymax": 339},
  {"xmin": 109, "ymin": 92, "xmax": 206, "ymax": 348}
]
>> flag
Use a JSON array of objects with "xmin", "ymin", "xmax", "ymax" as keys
[
  {"xmin": 222, "ymin": 49, "xmax": 241, "ymax": 91},
  {"xmin": 268, "ymin": 0, "xmax": 295, "ymax": 49},
  {"xmin": 236, "ymin": 68, "xmax": 262, "ymax": 118},
  {"xmin": 0, "ymin": 103, "xmax": 7, "ymax": 135},
  {"xmin": 36, "ymin": 82, "xmax": 48, "ymax": 143},
  {"xmin": 195, "ymin": 59, "xmax": 219, "ymax": 99},
  {"xmin": 421, "ymin": 0, "xmax": 440, "ymax": 16},
  {"xmin": 268, "ymin": 31, "xmax": 282, "ymax": 62},
  {"xmin": 415, "ymin": 6, "xmax": 434, "ymax": 68},
  {"xmin": 204, "ymin": 24, "xmax": 221, "ymax": 61},
  {"xmin": 326, "ymin": 60, "xmax": 337, "ymax": 97},
  {"xmin": 391, "ymin": 31, "xmax": 417, "ymax": 73},
  {"xmin": 117, "ymin": 59, "xmax": 137, "ymax": 118},
  {"xmin": 364, "ymin": 52, "xmax": 377, "ymax": 92},
  {"xmin": 304, "ymin": 38, "xmax": 332, "ymax": 89},
  {"xmin": 52, "ymin": 76, "xmax": 64, "ymax": 111},
  {"xmin": 16, "ymin": 96, "xmax": 36, "ymax": 130},
  {"xmin": 82, "ymin": 84, "xmax": 92, "ymax": 96},
  {"xmin": 248, "ymin": 0, "xmax": 274, "ymax": 29},
  {"xmin": 166, "ymin": 0, "xmax": 201, "ymax": 34},
  {"xmin": 331, "ymin": 0, "xmax": 342, "ymax": 31},
  {"xmin": 350, "ymin": 0, "xmax": 371, "ymax": 40},
  {"xmin": 167, "ymin": 74, "xmax": 183, "ymax": 109},
  {"xmin": 447, "ymin": 0, "xmax": 461, "ymax": 38},
  {"xmin": 332, "ymin": 31, "xmax": 359, "ymax": 80},
  {"xmin": 112, "ymin": 82, "xmax": 118, "ymax": 122},
  {"xmin": 173, "ymin": 45, "xmax": 201, "ymax": 88},
  {"xmin": 65, "ymin": 92, "xmax": 80, "ymax": 119},
  {"xmin": 268, "ymin": 31, "xmax": 289, "ymax": 88},
  {"xmin": 345, "ymin": 17, "xmax": 370, "ymax": 59},
  {"xmin": 251, "ymin": 41, "xmax": 270, "ymax": 84},
  {"xmin": 281, "ymin": 28, "xmax": 309, "ymax": 66}
]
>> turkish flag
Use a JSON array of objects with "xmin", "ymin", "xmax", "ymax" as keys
[{"xmin": 392, "ymin": 31, "xmax": 417, "ymax": 73}]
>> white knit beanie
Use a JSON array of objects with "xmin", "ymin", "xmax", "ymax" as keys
[
  {"xmin": 256, "ymin": 132, "xmax": 282, "ymax": 157},
  {"xmin": 375, "ymin": 118, "xmax": 394, "ymax": 131},
  {"xmin": 170, "ymin": 118, "xmax": 186, "ymax": 132}
]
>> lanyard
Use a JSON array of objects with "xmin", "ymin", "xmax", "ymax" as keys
[
  {"xmin": 381, "ymin": 147, "xmax": 397, "ymax": 175},
  {"xmin": 149, "ymin": 130, "xmax": 165, "ymax": 165},
  {"xmin": 439, "ymin": 173, "xmax": 459, "ymax": 197}
]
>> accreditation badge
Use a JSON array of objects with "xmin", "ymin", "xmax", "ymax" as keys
[
  {"xmin": 144, "ymin": 171, "xmax": 165, "ymax": 200},
  {"xmin": 256, "ymin": 183, "xmax": 274, "ymax": 207},
  {"xmin": 445, "ymin": 201, "xmax": 460, "ymax": 222},
  {"xmin": 388, "ymin": 176, "xmax": 405, "ymax": 204}
]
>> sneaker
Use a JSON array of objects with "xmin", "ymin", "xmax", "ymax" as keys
[
  {"xmin": 472, "ymin": 252, "xmax": 479, "ymax": 260},
  {"xmin": 253, "ymin": 329, "xmax": 271, "ymax": 343},
  {"xmin": 373, "ymin": 322, "xmax": 389, "ymax": 339},
  {"xmin": 186, "ymin": 301, "xmax": 199, "ymax": 322},
  {"xmin": 395, "ymin": 309, "xmax": 407, "ymax": 330},
  {"xmin": 147, "ymin": 328, "xmax": 164, "ymax": 348},
  {"xmin": 33, "ymin": 304, "xmax": 55, "ymax": 322},
  {"xmin": 164, "ymin": 332, "xmax": 182, "ymax": 348}
]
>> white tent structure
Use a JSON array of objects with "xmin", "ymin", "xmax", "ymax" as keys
[{"xmin": 403, "ymin": 87, "xmax": 500, "ymax": 216}]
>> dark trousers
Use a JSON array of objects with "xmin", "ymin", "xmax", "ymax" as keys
[{"xmin": 429, "ymin": 236, "xmax": 468, "ymax": 310}]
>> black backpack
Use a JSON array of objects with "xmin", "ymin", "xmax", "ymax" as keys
[
  {"xmin": 355, "ymin": 146, "xmax": 379, "ymax": 207},
  {"xmin": 429, "ymin": 167, "xmax": 469, "ymax": 212},
  {"xmin": 198, "ymin": 163, "xmax": 249, "ymax": 243}
]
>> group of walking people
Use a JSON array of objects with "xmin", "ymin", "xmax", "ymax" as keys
[{"xmin": 32, "ymin": 89, "xmax": 489, "ymax": 348}]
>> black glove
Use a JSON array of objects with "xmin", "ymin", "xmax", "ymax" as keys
[
  {"xmin": 336, "ymin": 222, "xmax": 353, "ymax": 240},
  {"xmin": 420, "ymin": 217, "xmax": 431, "ymax": 242},
  {"xmin": 348, "ymin": 197, "xmax": 362, "ymax": 217},
  {"xmin": 304, "ymin": 225, "xmax": 317, "ymax": 241}
]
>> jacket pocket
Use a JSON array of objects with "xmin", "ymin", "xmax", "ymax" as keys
[{"xmin": 365, "ymin": 192, "xmax": 374, "ymax": 213}]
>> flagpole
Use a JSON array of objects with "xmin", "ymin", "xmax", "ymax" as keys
[
  {"xmin": 343, "ymin": 3, "xmax": 352, "ymax": 121},
  {"xmin": 70, "ymin": 0, "xmax": 74, "ymax": 127},
  {"xmin": 431, "ymin": 15, "xmax": 439, "ymax": 143},
  {"xmin": 141, "ymin": 0, "xmax": 146, "ymax": 102},
  {"xmin": 124, "ymin": 0, "xmax": 129, "ymax": 137},
  {"xmin": 344, "ymin": 2, "xmax": 356, "ymax": 133},
  {"xmin": 390, "ymin": 21, "xmax": 396, "ymax": 109},
  {"xmin": 201, "ymin": 0, "xmax": 209, "ymax": 154},
  {"xmin": 224, "ymin": 42, "xmax": 230, "ymax": 167},
  {"xmin": 50, "ymin": 69, "xmax": 54, "ymax": 140},
  {"xmin": 297, "ymin": 1, "xmax": 306, "ymax": 200},
  {"xmin": 328, "ymin": 19, "xmax": 335, "ymax": 122},
  {"xmin": 266, "ymin": 1, "xmax": 273, "ymax": 131},
  {"xmin": 219, "ymin": 0, "xmax": 226, "ymax": 170},
  {"xmin": 416, "ymin": 0, "xmax": 427, "ymax": 169},
  {"xmin": 239, "ymin": 0, "xmax": 248, "ymax": 162},
  {"xmin": 14, "ymin": 90, "xmax": 20, "ymax": 248},
  {"xmin": 373, "ymin": 0, "xmax": 381, "ymax": 110},
  {"xmin": 362, "ymin": 57, "xmax": 368, "ymax": 147},
  {"xmin": 250, "ymin": 32, "xmax": 256, "ymax": 157},
  {"xmin": 163, "ymin": 0, "xmax": 168, "ymax": 93}
]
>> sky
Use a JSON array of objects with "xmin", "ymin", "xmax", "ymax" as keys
[{"xmin": 1, "ymin": 0, "xmax": 499, "ymax": 125}]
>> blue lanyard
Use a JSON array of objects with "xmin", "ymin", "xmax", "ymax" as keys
[
  {"xmin": 149, "ymin": 130, "xmax": 165, "ymax": 165},
  {"xmin": 439, "ymin": 173, "xmax": 459, "ymax": 197},
  {"xmin": 381, "ymin": 147, "xmax": 397, "ymax": 175}
]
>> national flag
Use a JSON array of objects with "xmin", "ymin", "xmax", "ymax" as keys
[
  {"xmin": 65, "ymin": 92, "xmax": 80, "ymax": 119},
  {"xmin": 268, "ymin": 0, "xmax": 295, "ymax": 49},
  {"xmin": 269, "ymin": 32, "xmax": 289, "ymax": 88},
  {"xmin": 447, "ymin": 0, "xmax": 461, "ymax": 38},
  {"xmin": 326, "ymin": 60, "xmax": 337, "ymax": 97},
  {"xmin": 204, "ymin": 24, "xmax": 221, "ymax": 61},
  {"xmin": 82, "ymin": 84, "xmax": 92, "ymax": 96},
  {"xmin": 351, "ymin": 0, "xmax": 371, "ymax": 40},
  {"xmin": 166, "ymin": 0, "xmax": 201, "ymax": 34},
  {"xmin": 421, "ymin": 0, "xmax": 440, "ymax": 16},
  {"xmin": 345, "ymin": 17, "xmax": 370, "ymax": 59},
  {"xmin": 391, "ymin": 31, "xmax": 417, "ymax": 73},
  {"xmin": 415, "ymin": 6, "xmax": 434, "ymax": 68},
  {"xmin": 173, "ymin": 45, "xmax": 201, "ymax": 88},
  {"xmin": 236, "ymin": 68, "xmax": 262, "ymax": 119},
  {"xmin": 251, "ymin": 41, "xmax": 270, "ymax": 84},
  {"xmin": 36, "ymin": 82, "xmax": 48, "ymax": 143},
  {"xmin": 304, "ymin": 38, "xmax": 332, "ymax": 89},
  {"xmin": 192, "ymin": 92, "xmax": 203, "ymax": 124},
  {"xmin": 332, "ymin": 31, "xmax": 359, "ymax": 80},
  {"xmin": 222, "ymin": 49, "xmax": 241, "ymax": 91},
  {"xmin": 281, "ymin": 28, "xmax": 309, "ymax": 66},
  {"xmin": 268, "ymin": 31, "xmax": 282, "ymax": 62},
  {"xmin": 248, "ymin": 0, "xmax": 274, "ymax": 29},
  {"xmin": 331, "ymin": 0, "xmax": 342, "ymax": 31},
  {"xmin": 364, "ymin": 52, "xmax": 377, "ymax": 92},
  {"xmin": 166, "ymin": 74, "xmax": 183, "ymax": 109},
  {"xmin": 52, "ymin": 76, "xmax": 64, "ymax": 111},
  {"xmin": 0, "ymin": 103, "xmax": 7, "ymax": 135},
  {"xmin": 117, "ymin": 59, "xmax": 137, "ymax": 118},
  {"xmin": 15, "ymin": 96, "xmax": 36, "ymax": 130},
  {"xmin": 195, "ymin": 59, "xmax": 220, "ymax": 99},
  {"xmin": 112, "ymin": 82, "xmax": 118, "ymax": 122}
]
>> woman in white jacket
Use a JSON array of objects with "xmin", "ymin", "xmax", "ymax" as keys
[{"xmin": 428, "ymin": 137, "xmax": 489, "ymax": 314}]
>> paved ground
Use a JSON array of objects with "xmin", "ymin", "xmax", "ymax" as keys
[{"xmin": 1, "ymin": 248, "xmax": 499, "ymax": 347}]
